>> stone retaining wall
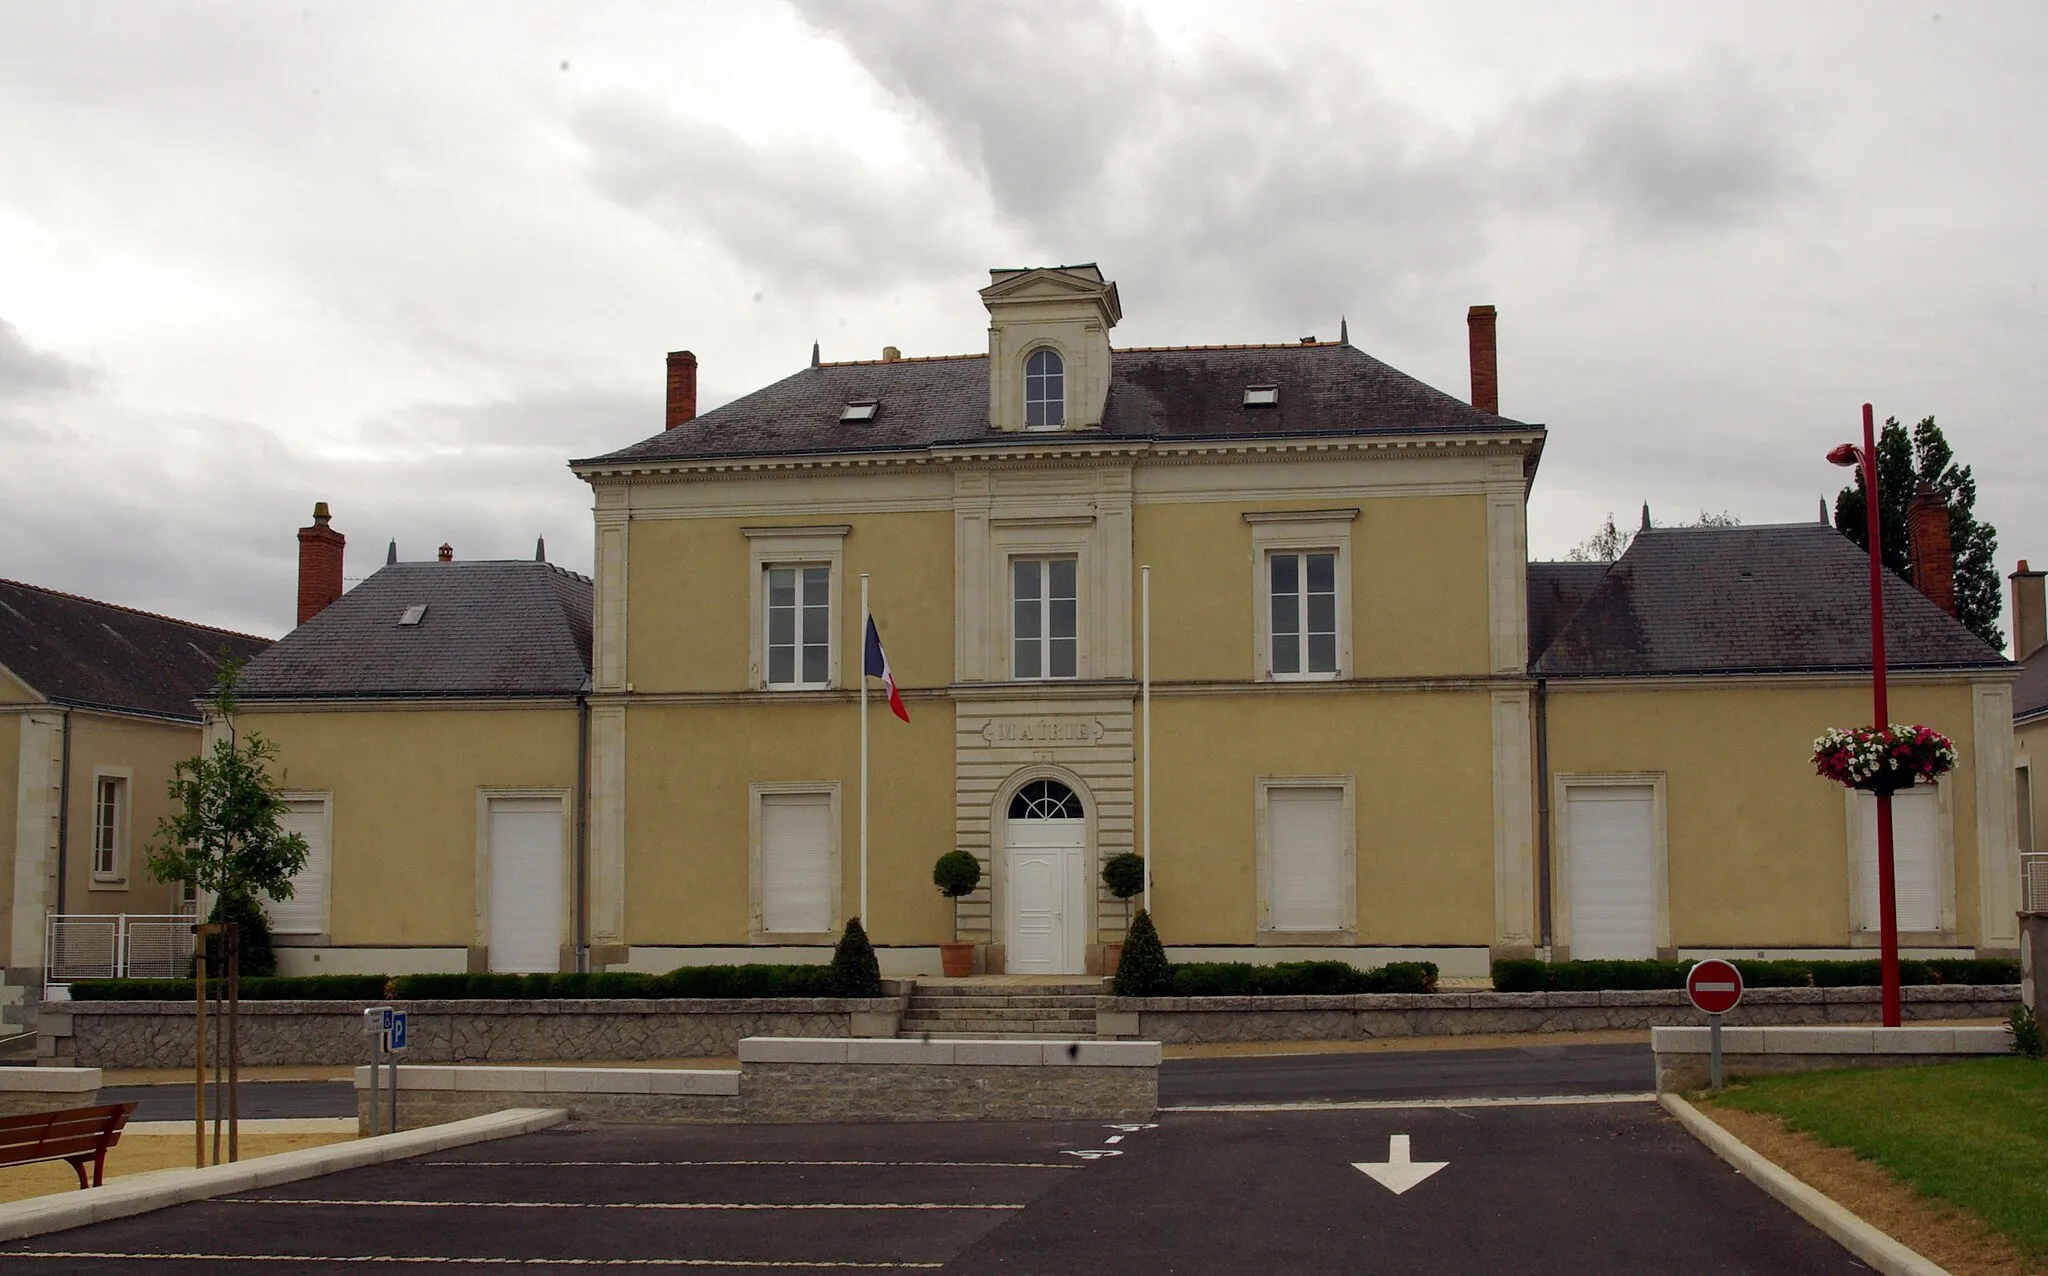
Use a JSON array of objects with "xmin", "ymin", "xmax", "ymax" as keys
[
  {"xmin": 353, "ymin": 1039, "xmax": 1159, "ymax": 1131},
  {"xmin": 1096, "ymin": 984, "xmax": 2019, "ymax": 1043},
  {"xmin": 1651, "ymin": 1025, "xmax": 2014, "ymax": 1092},
  {"xmin": 42, "ymin": 997, "xmax": 908, "ymax": 1068}
]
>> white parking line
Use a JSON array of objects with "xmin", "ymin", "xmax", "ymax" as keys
[
  {"xmin": 422, "ymin": 1161, "xmax": 1077, "ymax": 1170},
  {"xmin": 229, "ymin": 1199, "xmax": 1023, "ymax": 1211},
  {"xmin": 0, "ymin": 1254, "xmax": 943, "ymax": 1268},
  {"xmin": 1165, "ymin": 1091, "xmax": 1659, "ymax": 1113}
]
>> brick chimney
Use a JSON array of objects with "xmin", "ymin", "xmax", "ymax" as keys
[
  {"xmin": 1905, "ymin": 481, "xmax": 1956, "ymax": 617},
  {"xmin": 2012, "ymin": 559, "xmax": 2046, "ymax": 660},
  {"xmin": 665, "ymin": 350, "xmax": 697, "ymax": 430},
  {"xmin": 296, "ymin": 501, "xmax": 345, "ymax": 626},
  {"xmin": 438, "ymin": 543, "xmax": 453, "ymax": 562},
  {"xmin": 1467, "ymin": 305, "xmax": 1498, "ymax": 415}
]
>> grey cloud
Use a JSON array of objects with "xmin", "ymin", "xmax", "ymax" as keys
[
  {"xmin": 0, "ymin": 318, "xmax": 96, "ymax": 400},
  {"xmin": 572, "ymin": 96, "xmax": 995, "ymax": 294}
]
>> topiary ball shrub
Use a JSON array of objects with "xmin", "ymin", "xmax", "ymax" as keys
[
  {"xmin": 1111, "ymin": 909, "xmax": 1171, "ymax": 997},
  {"xmin": 933, "ymin": 850, "xmax": 982, "ymax": 899},
  {"xmin": 830, "ymin": 917, "xmax": 883, "ymax": 998},
  {"xmin": 1100, "ymin": 852, "xmax": 1145, "ymax": 901}
]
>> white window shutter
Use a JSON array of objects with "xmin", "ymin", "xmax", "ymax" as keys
[
  {"xmin": 1856, "ymin": 789, "xmax": 1941, "ymax": 932},
  {"xmin": 761, "ymin": 793, "xmax": 834, "ymax": 933},
  {"xmin": 1268, "ymin": 788, "xmax": 1344, "ymax": 931},
  {"xmin": 268, "ymin": 800, "xmax": 330, "ymax": 935}
]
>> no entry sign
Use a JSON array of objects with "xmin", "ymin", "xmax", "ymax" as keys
[{"xmin": 1687, "ymin": 959, "xmax": 1744, "ymax": 1015}]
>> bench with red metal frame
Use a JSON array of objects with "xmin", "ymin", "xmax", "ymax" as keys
[{"xmin": 0, "ymin": 1102, "xmax": 138, "ymax": 1189}]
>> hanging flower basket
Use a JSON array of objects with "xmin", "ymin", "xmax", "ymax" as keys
[{"xmin": 1812, "ymin": 724, "xmax": 1957, "ymax": 796}]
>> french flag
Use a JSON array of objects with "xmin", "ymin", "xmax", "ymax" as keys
[{"xmin": 864, "ymin": 617, "xmax": 909, "ymax": 722}]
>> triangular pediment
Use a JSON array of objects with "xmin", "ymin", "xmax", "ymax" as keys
[{"xmin": 980, "ymin": 265, "xmax": 1121, "ymax": 326}]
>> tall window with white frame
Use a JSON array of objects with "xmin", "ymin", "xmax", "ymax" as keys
[
  {"xmin": 1013, "ymin": 556, "xmax": 1078, "ymax": 679},
  {"xmin": 1024, "ymin": 348, "xmax": 1064, "ymax": 429},
  {"xmin": 765, "ymin": 564, "xmax": 831, "ymax": 688},
  {"xmin": 92, "ymin": 775, "xmax": 126, "ymax": 881},
  {"xmin": 1269, "ymin": 550, "xmax": 1338, "ymax": 677}
]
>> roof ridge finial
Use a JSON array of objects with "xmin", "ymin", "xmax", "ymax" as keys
[
  {"xmin": 1339, "ymin": 316, "xmax": 1348, "ymax": 346},
  {"xmin": 386, "ymin": 539, "xmax": 397, "ymax": 565},
  {"xmin": 535, "ymin": 536, "xmax": 547, "ymax": 562},
  {"xmin": 810, "ymin": 341, "xmax": 820, "ymax": 369},
  {"xmin": 1640, "ymin": 502, "xmax": 1652, "ymax": 533}
]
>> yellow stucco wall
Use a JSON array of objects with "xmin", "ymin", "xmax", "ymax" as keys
[
  {"xmin": 621, "ymin": 701, "xmax": 957, "ymax": 946},
  {"xmin": 0, "ymin": 710, "xmax": 21, "ymax": 955},
  {"xmin": 0, "ymin": 668, "xmax": 34, "ymax": 702},
  {"xmin": 1146, "ymin": 690, "xmax": 1496, "ymax": 946},
  {"xmin": 626, "ymin": 512, "xmax": 956, "ymax": 694},
  {"xmin": 2018, "ymin": 719, "xmax": 2048, "ymax": 872},
  {"xmin": 1133, "ymin": 495, "xmax": 1492, "ymax": 682},
  {"xmin": 240, "ymin": 706, "xmax": 579, "ymax": 947},
  {"xmin": 62, "ymin": 713, "xmax": 200, "ymax": 916},
  {"xmin": 1545, "ymin": 681, "xmax": 1985, "ymax": 949}
]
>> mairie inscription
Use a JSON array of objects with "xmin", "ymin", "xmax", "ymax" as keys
[{"xmin": 979, "ymin": 717, "xmax": 1106, "ymax": 746}]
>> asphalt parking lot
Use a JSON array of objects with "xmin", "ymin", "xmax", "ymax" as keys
[{"xmin": 0, "ymin": 1098, "xmax": 1869, "ymax": 1274}]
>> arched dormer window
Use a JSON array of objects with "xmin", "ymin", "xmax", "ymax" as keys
[{"xmin": 1024, "ymin": 348, "xmax": 1065, "ymax": 429}]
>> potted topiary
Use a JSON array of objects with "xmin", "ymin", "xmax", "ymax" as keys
[
  {"xmin": 1099, "ymin": 852, "xmax": 1145, "ymax": 974},
  {"xmin": 932, "ymin": 850, "xmax": 983, "ymax": 977}
]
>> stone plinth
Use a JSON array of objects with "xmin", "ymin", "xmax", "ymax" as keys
[
  {"xmin": 0, "ymin": 1067, "xmax": 99, "ymax": 1116},
  {"xmin": 1650, "ymin": 1025, "xmax": 2014, "ymax": 1092}
]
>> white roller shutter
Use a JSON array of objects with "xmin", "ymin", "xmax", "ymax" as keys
[
  {"xmin": 1855, "ymin": 788, "xmax": 1941, "ymax": 932},
  {"xmin": 1567, "ymin": 786, "xmax": 1657, "ymax": 960},
  {"xmin": 1268, "ymin": 787, "xmax": 1346, "ymax": 931},
  {"xmin": 488, "ymin": 798, "xmax": 565, "ymax": 973},
  {"xmin": 761, "ymin": 792, "xmax": 834, "ymax": 934},
  {"xmin": 268, "ymin": 799, "xmax": 330, "ymax": 935}
]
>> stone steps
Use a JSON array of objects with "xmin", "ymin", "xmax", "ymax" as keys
[
  {"xmin": 896, "ymin": 980, "xmax": 1108, "ymax": 1040},
  {"xmin": 903, "ymin": 995, "xmax": 1104, "ymax": 1010},
  {"xmin": 899, "ymin": 1017, "xmax": 1100, "ymax": 1036},
  {"xmin": 902, "ymin": 1005, "xmax": 1097, "ymax": 1022},
  {"xmin": 893, "ymin": 1032, "xmax": 1090, "ymax": 1042}
]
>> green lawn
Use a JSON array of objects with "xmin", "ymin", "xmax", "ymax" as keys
[{"xmin": 1710, "ymin": 1058, "xmax": 2048, "ymax": 1260}]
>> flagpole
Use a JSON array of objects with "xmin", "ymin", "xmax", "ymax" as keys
[
  {"xmin": 859, "ymin": 573, "xmax": 870, "ymax": 926},
  {"xmin": 1141, "ymin": 565, "xmax": 1152, "ymax": 915}
]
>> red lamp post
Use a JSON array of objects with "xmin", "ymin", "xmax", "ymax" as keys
[{"xmin": 1827, "ymin": 404, "xmax": 1902, "ymax": 1027}]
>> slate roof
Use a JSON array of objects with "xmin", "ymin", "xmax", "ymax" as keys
[
  {"xmin": 238, "ymin": 561, "xmax": 592, "ymax": 701},
  {"xmin": 2013, "ymin": 654, "xmax": 2048, "ymax": 723},
  {"xmin": 1526, "ymin": 562, "xmax": 1611, "ymax": 668},
  {"xmin": 575, "ymin": 342, "xmax": 1535, "ymax": 467},
  {"xmin": 0, "ymin": 579, "xmax": 272, "ymax": 721},
  {"xmin": 1531, "ymin": 523, "xmax": 2008, "ymax": 678}
]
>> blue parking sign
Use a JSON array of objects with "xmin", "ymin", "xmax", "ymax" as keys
[{"xmin": 388, "ymin": 1011, "xmax": 409, "ymax": 1052}]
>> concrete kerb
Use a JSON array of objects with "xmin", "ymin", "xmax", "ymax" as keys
[
  {"xmin": 0, "ymin": 1106, "xmax": 566, "ymax": 1244},
  {"xmin": 1660, "ymin": 1093, "xmax": 1950, "ymax": 1276}
]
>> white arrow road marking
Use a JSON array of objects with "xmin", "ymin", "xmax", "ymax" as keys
[
  {"xmin": 1104, "ymin": 1135, "xmax": 1123, "ymax": 1144},
  {"xmin": 1062, "ymin": 1149, "xmax": 1122, "ymax": 1159},
  {"xmin": 1105, "ymin": 1123, "xmax": 1158, "ymax": 1131},
  {"xmin": 1352, "ymin": 1134, "xmax": 1448, "ymax": 1196}
]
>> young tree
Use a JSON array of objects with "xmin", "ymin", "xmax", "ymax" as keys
[
  {"xmin": 1832, "ymin": 415, "xmax": 2002, "ymax": 649},
  {"xmin": 146, "ymin": 658, "xmax": 309, "ymax": 944}
]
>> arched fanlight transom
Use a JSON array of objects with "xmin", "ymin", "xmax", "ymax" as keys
[{"xmin": 1008, "ymin": 779, "xmax": 1083, "ymax": 820}]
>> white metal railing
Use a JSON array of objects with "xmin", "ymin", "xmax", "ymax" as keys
[
  {"xmin": 45, "ymin": 912, "xmax": 196, "ymax": 994},
  {"xmin": 2025, "ymin": 852, "xmax": 2048, "ymax": 915}
]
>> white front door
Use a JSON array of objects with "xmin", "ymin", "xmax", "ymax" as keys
[
  {"xmin": 487, "ymin": 797, "xmax": 565, "ymax": 973},
  {"xmin": 1004, "ymin": 780, "xmax": 1089, "ymax": 975},
  {"xmin": 1567, "ymin": 784, "xmax": 1657, "ymax": 960}
]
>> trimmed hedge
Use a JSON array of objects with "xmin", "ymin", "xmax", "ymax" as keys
[
  {"xmin": 1166, "ymin": 960, "xmax": 1438, "ymax": 997},
  {"xmin": 67, "ymin": 964, "xmax": 853, "ymax": 1003},
  {"xmin": 1491, "ymin": 957, "xmax": 2022, "ymax": 993},
  {"xmin": 69, "ymin": 975, "xmax": 390, "ymax": 1002}
]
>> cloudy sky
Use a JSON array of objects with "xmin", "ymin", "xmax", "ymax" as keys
[{"xmin": 3, "ymin": 1, "xmax": 2044, "ymax": 643}]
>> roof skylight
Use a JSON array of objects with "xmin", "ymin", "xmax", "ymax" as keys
[
  {"xmin": 840, "ymin": 401, "xmax": 879, "ymax": 423},
  {"xmin": 399, "ymin": 605, "xmax": 428, "ymax": 626},
  {"xmin": 1243, "ymin": 385, "xmax": 1280, "ymax": 407}
]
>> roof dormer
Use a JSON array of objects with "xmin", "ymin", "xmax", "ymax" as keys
[{"xmin": 980, "ymin": 264, "xmax": 1120, "ymax": 433}]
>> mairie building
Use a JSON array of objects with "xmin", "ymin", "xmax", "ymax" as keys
[{"xmin": 230, "ymin": 264, "xmax": 2024, "ymax": 979}]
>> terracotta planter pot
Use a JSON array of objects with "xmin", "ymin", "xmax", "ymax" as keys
[
  {"xmin": 1105, "ymin": 942, "xmax": 1124, "ymax": 976},
  {"xmin": 939, "ymin": 942, "xmax": 975, "ymax": 978}
]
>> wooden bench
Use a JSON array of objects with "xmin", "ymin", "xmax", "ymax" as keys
[{"xmin": 0, "ymin": 1103, "xmax": 137, "ymax": 1189}]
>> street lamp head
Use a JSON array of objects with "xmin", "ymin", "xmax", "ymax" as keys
[{"xmin": 1826, "ymin": 443, "xmax": 1862, "ymax": 468}]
